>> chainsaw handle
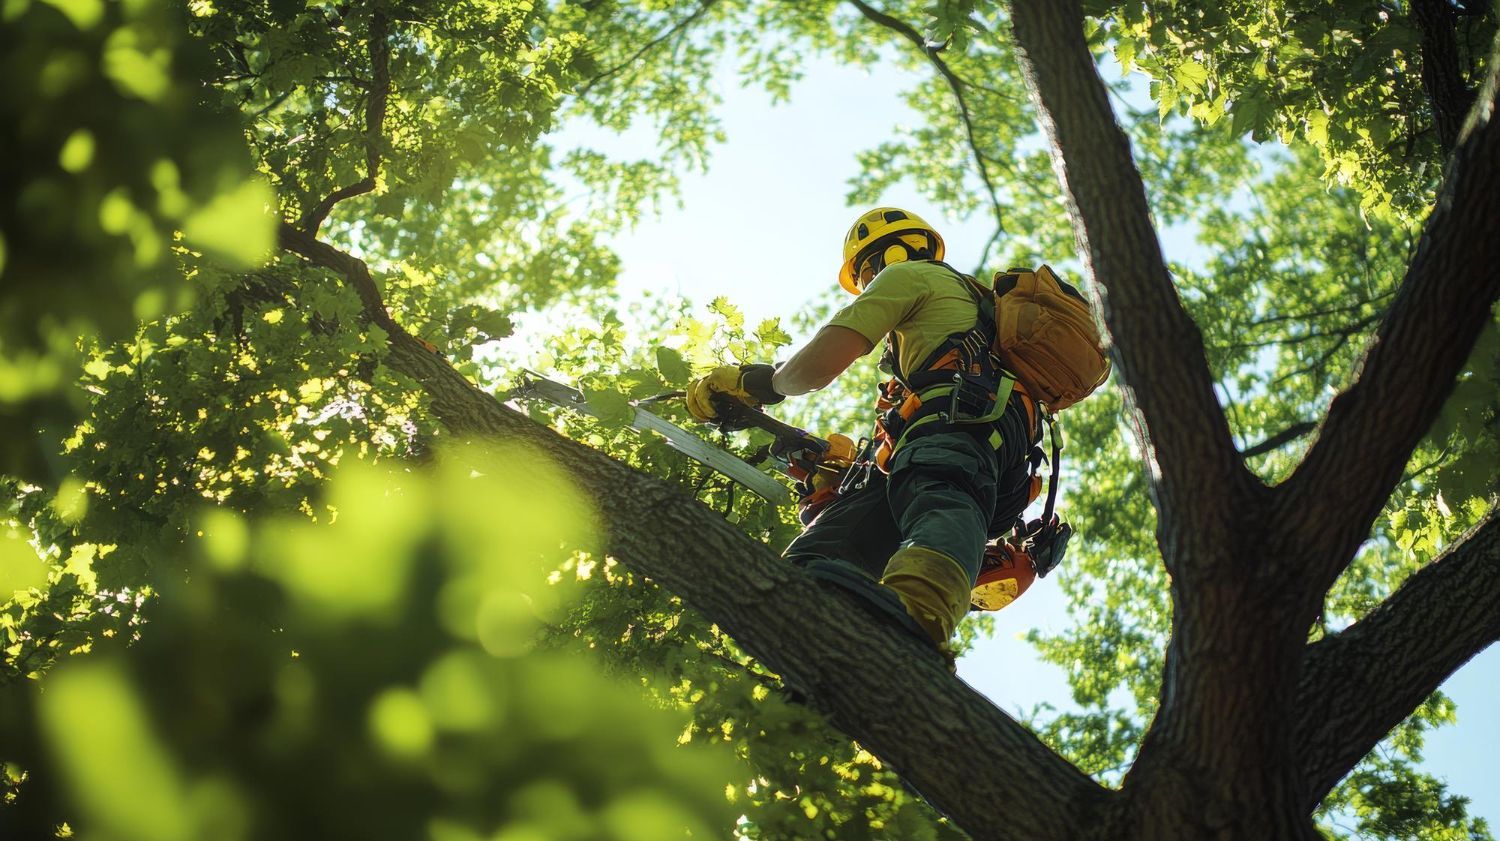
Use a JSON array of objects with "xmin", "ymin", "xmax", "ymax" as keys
[
  {"xmin": 709, "ymin": 396, "xmax": 829, "ymax": 458},
  {"xmin": 708, "ymin": 394, "xmax": 759, "ymax": 432}
]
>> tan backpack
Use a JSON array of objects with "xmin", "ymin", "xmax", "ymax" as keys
[{"xmin": 988, "ymin": 265, "xmax": 1110, "ymax": 412}]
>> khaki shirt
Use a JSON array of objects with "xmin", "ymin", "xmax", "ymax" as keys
[{"xmin": 826, "ymin": 260, "xmax": 979, "ymax": 376}]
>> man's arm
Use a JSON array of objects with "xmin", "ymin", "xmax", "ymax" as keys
[{"xmin": 771, "ymin": 325, "xmax": 875, "ymax": 396}]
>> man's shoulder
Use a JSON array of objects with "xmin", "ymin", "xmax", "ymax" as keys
[
  {"xmin": 870, "ymin": 259, "xmax": 962, "ymax": 289},
  {"xmin": 895, "ymin": 259, "xmax": 959, "ymax": 278}
]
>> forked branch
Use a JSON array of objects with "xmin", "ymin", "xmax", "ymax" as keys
[
  {"xmin": 301, "ymin": 10, "xmax": 392, "ymax": 236},
  {"xmin": 1281, "ymin": 54, "xmax": 1500, "ymax": 595}
]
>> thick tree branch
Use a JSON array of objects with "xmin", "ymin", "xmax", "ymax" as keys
[
  {"xmin": 278, "ymin": 229, "xmax": 1112, "ymax": 841},
  {"xmin": 1411, "ymin": 0, "xmax": 1478, "ymax": 152},
  {"xmin": 847, "ymin": 0, "xmax": 1008, "ymax": 240},
  {"xmin": 1011, "ymin": 8, "xmax": 1326, "ymax": 833},
  {"xmin": 1294, "ymin": 509, "xmax": 1500, "ymax": 808},
  {"xmin": 300, "ymin": 10, "xmax": 391, "ymax": 236},
  {"xmin": 1009, "ymin": 0, "xmax": 1250, "ymax": 550},
  {"xmin": 278, "ymin": 223, "xmax": 393, "ymax": 327},
  {"xmin": 1281, "ymin": 55, "xmax": 1500, "ymax": 594}
]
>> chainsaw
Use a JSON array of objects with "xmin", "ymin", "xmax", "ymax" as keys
[
  {"xmin": 708, "ymin": 397, "xmax": 861, "ymax": 523},
  {"xmin": 509, "ymin": 372, "xmax": 789, "ymax": 501}
]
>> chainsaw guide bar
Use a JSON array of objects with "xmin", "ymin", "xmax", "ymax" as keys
[{"xmin": 509, "ymin": 372, "xmax": 790, "ymax": 502}]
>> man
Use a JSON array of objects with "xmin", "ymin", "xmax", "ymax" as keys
[{"xmin": 686, "ymin": 207, "xmax": 1043, "ymax": 653}]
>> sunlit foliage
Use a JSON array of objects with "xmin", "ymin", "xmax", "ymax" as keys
[{"xmin": 2, "ymin": 0, "xmax": 1496, "ymax": 838}]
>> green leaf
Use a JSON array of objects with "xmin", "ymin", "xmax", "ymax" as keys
[
  {"xmin": 1156, "ymin": 83, "xmax": 1179, "ymax": 119},
  {"xmin": 83, "ymin": 357, "xmax": 113, "ymax": 380},
  {"xmin": 1173, "ymin": 60, "xmax": 1209, "ymax": 95},
  {"xmin": 473, "ymin": 310, "xmax": 514, "ymax": 341},
  {"xmin": 754, "ymin": 319, "xmax": 791, "ymax": 348},
  {"xmin": 1229, "ymin": 92, "xmax": 1273, "ymax": 140},
  {"xmin": 708, "ymin": 297, "xmax": 744, "ymax": 330},
  {"xmin": 655, "ymin": 347, "xmax": 692, "ymax": 386},
  {"xmin": 583, "ymin": 386, "xmax": 634, "ymax": 428},
  {"xmin": 1114, "ymin": 39, "xmax": 1137, "ymax": 75},
  {"xmin": 1305, "ymin": 109, "xmax": 1330, "ymax": 146}
]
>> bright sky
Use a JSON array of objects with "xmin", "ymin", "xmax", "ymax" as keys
[{"xmin": 552, "ymin": 46, "xmax": 1499, "ymax": 825}]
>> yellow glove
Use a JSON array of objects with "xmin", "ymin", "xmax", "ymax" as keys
[{"xmin": 685, "ymin": 364, "xmax": 782, "ymax": 422}]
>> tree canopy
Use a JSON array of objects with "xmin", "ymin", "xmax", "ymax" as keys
[{"xmin": 2, "ymin": 1, "xmax": 1496, "ymax": 839}]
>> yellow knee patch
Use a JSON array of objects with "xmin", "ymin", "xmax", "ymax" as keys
[{"xmin": 880, "ymin": 546, "xmax": 973, "ymax": 646}]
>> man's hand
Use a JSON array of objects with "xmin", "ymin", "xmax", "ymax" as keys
[{"xmin": 685, "ymin": 364, "xmax": 783, "ymax": 422}]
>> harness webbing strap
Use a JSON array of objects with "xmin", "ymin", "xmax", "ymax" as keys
[
  {"xmin": 891, "ymin": 413, "xmax": 943, "ymax": 453},
  {"xmin": 869, "ymin": 261, "xmax": 1047, "ymax": 478},
  {"xmin": 1041, "ymin": 415, "xmax": 1064, "ymax": 525},
  {"xmin": 966, "ymin": 374, "xmax": 1016, "ymax": 426},
  {"xmin": 917, "ymin": 384, "xmax": 956, "ymax": 402}
]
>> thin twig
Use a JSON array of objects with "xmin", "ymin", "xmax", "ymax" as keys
[
  {"xmin": 974, "ymin": 224, "xmax": 1004, "ymax": 275},
  {"xmin": 1400, "ymin": 441, "xmax": 1456, "ymax": 485},
  {"xmin": 1241, "ymin": 421, "xmax": 1318, "ymax": 460},
  {"xmin": 1217, "ymin": 312, "xmax": 1384, "ymax": 351},
  {"xmin": 1245, "ymin": 292, "xmax": 1395, "ymax": 329},
  {"xmin": 252, "ymin": 88, "xmax": 295, "ymax": 119},
  {"xmin": 847, "ymin": 0, "xmax": 1007, "ymax": 235},
  {"xmin": 1272, "ymin": 332, "xmax": 1355, "ymax": 387},
  {"xmin": 575, "ymin": 1, "xmax": 719, "ymax": 98}
]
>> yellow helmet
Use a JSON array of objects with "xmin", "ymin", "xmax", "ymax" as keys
[{"xmin": 838, "ymin": 207, "xmax": 946, "ymax": 294}]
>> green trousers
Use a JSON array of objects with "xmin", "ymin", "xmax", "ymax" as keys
[{"xmin": 783, "ymin": 431, "xmax": 999, "ymax": 584}]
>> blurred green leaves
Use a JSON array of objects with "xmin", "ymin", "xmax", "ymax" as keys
[
  {"xmin": 38, "ymin": 660, "xmax": 193, "ymax": 841},
  {"xmin": 179, "ymin": 177, "xmax": 275, "ymax": 268},
  {"xmin": 8, "ymin": 443, "xmax": 736, "ymax": 840},
  {"xmin": 1, "ymin": 0, "xmax": 273, "ymax": 480},
  {"xmin": 0, "ymin": 530, "xmax": 50, "ymax": 598}
]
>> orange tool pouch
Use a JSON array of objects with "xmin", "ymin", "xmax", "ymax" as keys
[
  {"xmin": 971, "ymin": 541, "xmax": 1038, "ymax": 612},
  {"xmin": 792, "ymin": 434, "xmax": 858, "ymax": 525}
]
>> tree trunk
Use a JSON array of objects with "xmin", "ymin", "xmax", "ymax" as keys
[{"xmin": 1008, "ymin": 0, "xmax": 1500, "ymax": 837}]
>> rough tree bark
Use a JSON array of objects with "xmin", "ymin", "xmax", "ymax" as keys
[
  {"xmin": 272, "ymin": 4, "xmax": 1500, "ymax": 839},
  {"xmin": 1295, "ymin": 512, "xmax": 1500, "ymax": 810},
  {"xmin": 1412, "ymin": 0, "xmax": 1478, "ymax": 152},
  {"xmin": 1010, "ymin": 0, "xmax": 1499, "ymax": 838}
]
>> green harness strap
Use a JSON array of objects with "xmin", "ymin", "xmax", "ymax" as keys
[{"xmin": 889, "ymin": 375, "xmax": 1016, "ymax": 456}]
